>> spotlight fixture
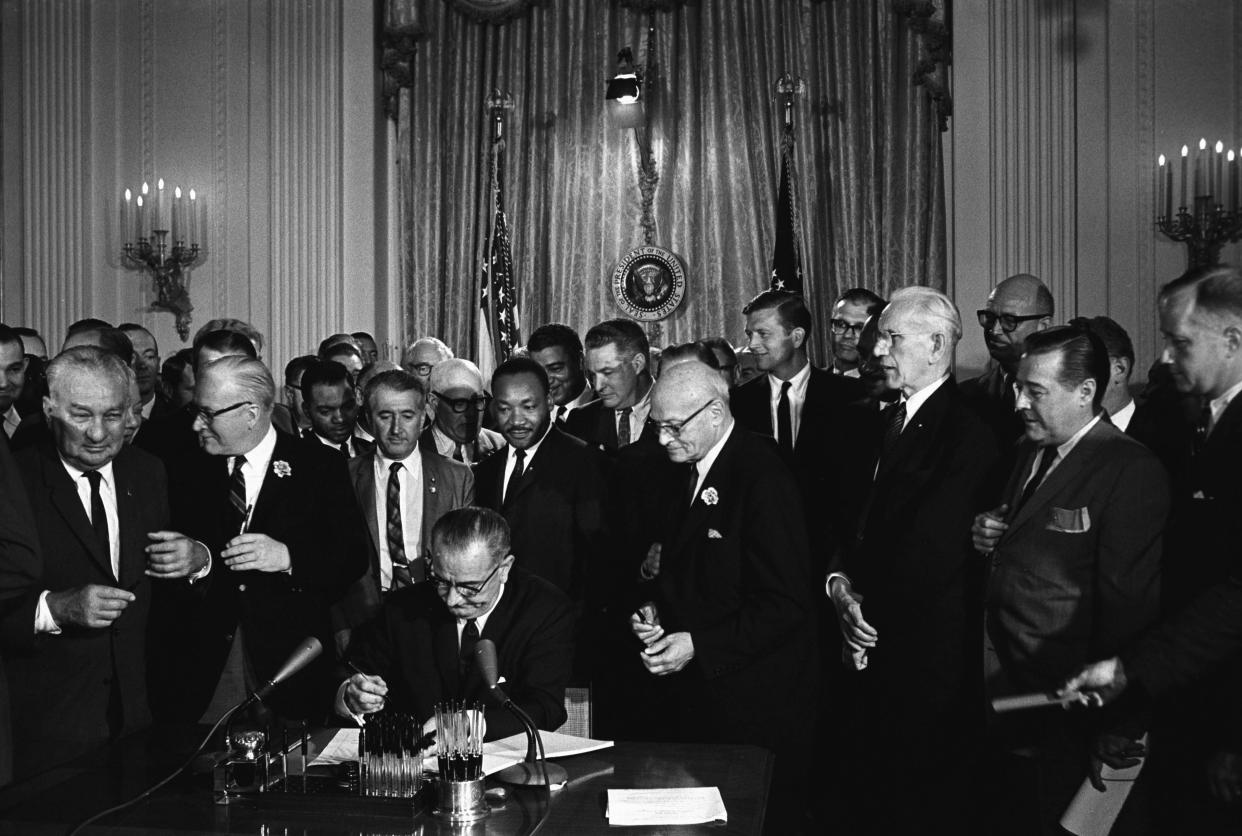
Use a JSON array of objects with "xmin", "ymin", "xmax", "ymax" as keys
[{"xmin": 605, "ymin": 47, "xmax": 642, "ymax": 103}]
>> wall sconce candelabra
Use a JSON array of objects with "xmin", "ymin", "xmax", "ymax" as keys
[
  {"xmin": 120, "ymin": 178, "xmax": 205, "ymax": 340},
  {"xmin": 1155, "ymin": 138, "xmax": 1242, "ymax": 270}
]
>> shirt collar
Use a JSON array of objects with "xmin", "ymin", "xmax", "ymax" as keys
[
  {"xmin": 508, "ymin": 421, "xmax": 552, "ymax": 465},
  {"xmin": 902, "ymin": 372, "xmax": 950, "ymax": 422},
  {"xmin": 1109, "ymin": 399, "xmax": 1136, "ymax": 432},
  {"xmin": 1054, "ymin": 412, "xmax": 1103, "ymax": 460},
  {"xmin": 693, "ymin": 419, "xmax": 735, "ymax": 482},
  {"xmin": 59, "ymin": 455, "xmax": 116, "ymax": 490},
  {"xmin": 240, "ymin": 424, "xmax": 279, "ymax": 470},
  {"xmin": 767, "ymin": 359, "xmax": 812, "ymax": 396},
  {"xmin": 1209, "ymin": 378, "xmax": 1242, "ymax": 429},
  {"xmin": 565, "ymin": 382, "xmax": 595, "ymax": 410},
  {"xmin": 377, "ymin": 446, "xmax": 422, "ymax": 473},
  {"xmin": 457, "ymin": 581, "xmax": 506, "ymax": 630}
]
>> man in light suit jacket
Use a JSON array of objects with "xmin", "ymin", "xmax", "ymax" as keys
[
  {"xmin": 973, "ymin": 326, "xmax": 1168, "ymax": 835},
  {"xmin": 335, "ymin": 370, "xmax": 473, "ymax": 651}
]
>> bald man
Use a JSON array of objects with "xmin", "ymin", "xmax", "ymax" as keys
[
  {"xmin": 631, "ymin": 361, "xmax": 815, "ymax": 835},
  {"xmin": 961, "ymin": 273, "xmax": 1054, "ymax": 459},
  {"xmin": 419, "ymin": 359, "xmax": 504, "ymax": 464}
]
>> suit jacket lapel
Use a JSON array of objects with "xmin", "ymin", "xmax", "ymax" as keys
[
  {"xmin": 1003, "ymin": 420, "xmax": 1108, "ymax": 539},
  {"xmin": 1207, "ymin": 395, "xmax": 1242, "ymax": 455},
  {"xmin": 353, "ymin": 454, "xmax": 382, "ymax": 573},
  {"xmin": 113, "ymin": 455, "xmax": 144, "ymax": 588},
  {"xmin": 671, "ymin": 431, "xmax": 737, "ymax": 555},
  {"xmin": 434, "ymin": 606, "xmax": 463, "ymax": 696},
  {"xmin": 43, "ymin": 451, "xmax": 115, "ymax": 581},
  {"xmin": 420, "ymin": 449, "xmax": 451, "ymax": 559},
  {"xmin": 504, "ymin": 429, "xmax": 563, "ymax": 509},
  {"xmin": 248, "ymin": 433, "xmax": 294, "ymax": 532}
]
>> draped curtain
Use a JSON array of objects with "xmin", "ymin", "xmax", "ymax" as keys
[{"xmin": 393, "ymin": 0, "xmax": 946, "ymax": 361}]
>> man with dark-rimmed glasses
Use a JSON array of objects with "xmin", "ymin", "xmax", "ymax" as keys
[
  {"xmin": 339, "ymin": 506, "xmax": 573, "ymax": 741},
  {"xmin": 420, "ymin": 358, "xmax": 504, "ymax": 465}
]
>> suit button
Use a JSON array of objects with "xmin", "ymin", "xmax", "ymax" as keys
[{"xmin": 238, "ymin": 583, "xmax": 247, "ymax": 592}]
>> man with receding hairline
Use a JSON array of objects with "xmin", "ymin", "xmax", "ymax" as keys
[{"xmin": 420, "ymin": 359, "xmax": 504, "ymax": 464}]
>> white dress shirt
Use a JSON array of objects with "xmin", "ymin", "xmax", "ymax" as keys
[
  {"xmin": 374, "ymin": 451, "xmax": 424, "ymax": 590},
  {"xmin": 312, "ymin": 431, "xmax": 362, "ymax": 458},
  {"xmin": 1022, "ymin": 413, "xmax": 1103, "ymax": 494},
  {"xmin": 2, "ymin": 405, "xmax": 19, "ymax": 439},
  {"xmin": 233, "ymin": 425, "xmax": 279, "ymax": 525},
  {"xmin": 1208, "ymin": 378, "xmax": 1242, "ymax": 435},
  {"xmin": 554, "ymin": 383, "xmax": 596, "ymax": 424},
  {"xmin": 502, "ymin": 424, "xmax": 551, "ymax": 503},
  {"xmin": 1109, "ymin": 399, "xmax": 1136, "ymax": 433},
  {"xmin": 766, "ymin": 361, "xmax": 812, "ymax": 446},
  {"xmin": 615, "ymin": 382, "xmax": 653, "ymax": 444},
  {"xmin": 690, "ymin": 421, "xmax": 735, "ymax": 498}
]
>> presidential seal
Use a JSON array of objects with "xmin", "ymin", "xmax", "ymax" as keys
[{"xmin": 611, "ymin": 245, "xmax": 686, "ymax": 321}]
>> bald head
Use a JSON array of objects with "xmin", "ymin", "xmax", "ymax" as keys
[
  {"xmin": 430, "ymin": 358, "xmax": 484, "ymax": 393},
  {"xmin": 981, "ymin": 273, "xmax": 1055, "ymax": 371},
  {"xmin": 991, "ymin": 273, "xmax": 1054, "ymax": 314},
  {"xmin": 651, "ymin": 362, "xmax": 731, "ymax": 464}
]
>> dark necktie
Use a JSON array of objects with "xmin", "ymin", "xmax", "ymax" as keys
[
  {"xmin": 686, "ymin": 462, "xmax": 700, "ymax": 508},
  {"xmin": 1194, "ymin": 399, "xmax": 1212, "ymax": 454},
  {"xmin": 617, "ymin": 407, "xmax": 633, "ymax": 447},
  {"xmin": 386, "ymin": 462, "xmax": 412, "ymax": 590},
  {"xmin": 554, "ymin": 405, "xmax": 566, "ymax": 427},
  {"xmin": 84, "ymin": 470, "xmax": 110, "ymax": 560},
  {"xmin": 229, "ymin": 455, "xmax": 248, "ymax": 532},
  {"xmin": 505, "ymin": 448, "xmax": 526, "ymax": 503},
  {"xmin": 453, "ymin": 443, "xmax": 465, "ymax": 463},
  {"xmin": 777, "ymin": 381, "xmax": 793, "ymax": 455},
  {"xmin": 459, "ymin": 618, "xmax": 479, "ymax": 678},
  {"xmin": 1015, "ymin": 448, "xmax": 1058, "ymax": 512},
  {"xmin": 340, "ymin": 441, "xmax": 351, "ymax": 457},
  {"xmin": 880, "ymin": 400, "xmax": 907, "ymax": 459}
]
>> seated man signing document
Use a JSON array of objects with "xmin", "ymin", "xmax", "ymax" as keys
[{"xmin": 338, "ymin": 507, "xmax": 573, "ymax": 740}]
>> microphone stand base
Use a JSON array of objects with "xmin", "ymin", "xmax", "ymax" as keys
[{"xmin": 493, "ymin": 761, "xmax": 568, "ymax": 788}]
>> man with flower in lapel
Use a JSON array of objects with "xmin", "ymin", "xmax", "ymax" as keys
[
  {"xmin": 972, "ymin": 325, "xmax": 1168, "ymax": 835},
  {"xmin": 162, "ymin": 355, "xmax": 368, "ymax": 723},
  {"xmin": 631, "ymin": 361, "xmax": 814, "ymax": 835}
]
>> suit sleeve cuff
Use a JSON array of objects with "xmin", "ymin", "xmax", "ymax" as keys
[
  {"xmin": 334, "ymin": 680, "xmax": 364, "ymax": 725},
  {"xmin": 825, "ymin": 571, "xmax": 853, "ymax": 598},
  {"xmin": 34, "ymin": 590, "xmax": 62, "ymax": 635},
  {"xmin": 188, "ymin": 542, "xmax": 212, "ymax": 583}
]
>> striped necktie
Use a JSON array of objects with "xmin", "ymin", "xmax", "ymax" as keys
[
  {"xmin": 229, "ymin": 455, "xmax": 248, "ymax": 532},
  {"xmin": 386, "ymin": 462, "xmax": 412, "ymax": 589}
]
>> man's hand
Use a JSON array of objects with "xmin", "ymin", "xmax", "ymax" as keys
[
  {"xmin": 630, "ymin": 602, "xmax": 664, "ymax": 646},
  {"xmin": 972, "ymin": 504, "xmax": 1009, "ymax": 555},
  {"xmin": 145, "ymin": 531, "xmax": 209, "ymax": 578},
  {"xmin": 829, "ymin": 577, "xmax": 878, "ymax": 653},
  {"xmin": 1089, "ymin": 734, "xmax": 1147, "ymax": 791},
  {"xmin": 344, "ymin": 673, "xmax": 388, "ymax": 715},
  {"xmin": 641, "ymin": 631, "xmax": 694, "ymax": 675},
  {"xmin": 45, "ymin": 585, "xmax": 136, "ymax": 629},
  {"xmin": 1206, "ymin": 751, "xmax": 1242, "ymax": 804},
  {"xmin": 1060, "ymin": 657, "xmax": 1128, "ymax": 707},
  {"xmin": 222, "ymin": 533, "xmax": 291, "ymax": 573},
  {"xmin": 639, "ymin": 543, "xmax": 661, "ymax": 580}
]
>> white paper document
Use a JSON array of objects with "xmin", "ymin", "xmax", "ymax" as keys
[
  {"xmin": 1060, "ymin": 735, "xmax": 1148, "ymax": 836},
  {"xmin": 605, "ymin": 787, "xmax": 728, "ymax": 826}
]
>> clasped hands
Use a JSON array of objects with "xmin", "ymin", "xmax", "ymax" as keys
[
  {"xmin": 828, "ymin": 576, "xmax": 877, "ymax": 670},
  {"xmin": 629, "ymin": 602, "xmax": 694, "ymax": 675}
]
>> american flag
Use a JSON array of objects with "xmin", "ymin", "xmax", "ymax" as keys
[
  {"xmin": 477, "ymin": 136, "xmax": 520, "ymax": 381},
  {"xmin": 769, "ymin": 130, "xmax": 804, "ymax": 294}
]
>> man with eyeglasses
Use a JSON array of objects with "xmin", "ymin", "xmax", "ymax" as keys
[
  {"xmin": 631, "ymin": 360, "xmax": 814, "ymax": 836},
  {"xmin": 420, "ymin": 359, "xmax": 504, "ymax": 464},
  {"xmin": 825, "ymin": 287, "xmax": 1002, "ymax": 834},
  {"xmin": 339, "ymin": 507, "xmax": 573, "ymax": 741},
  {"xmin": 828, "ymin": 288, "xmax": 886, "ymax": 378},
  {"xmin": 157, "ymin": 355, "xmax": 367, "ymax": 724},
  {"xmin": 400, "ymin": 337, "xmax": 453, "ymax": 385},
  {"xmin": 961, "ymin": 273, "xmax": 1055, "ymax": 462}
]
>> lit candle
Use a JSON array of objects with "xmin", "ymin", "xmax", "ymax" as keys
[
  {"xmin": 173, "ymin": 186, "xmax": 183, "ymax": 242},
  {"xmin": 1157, "ymin": 155, "xmax": 1167, "ymax": 220},
  {"xmin": 1216, "ymin": 141, "xmax": 1225, "ymax": 206},
  {"xmin": 1181, "ymin": 145, "xmax": 1189, "ymax": 208},
  {"xmin": 1165, "ymin": 155, "xmax": 1174, "ymax": 220},
  {"xmin": 1231, "ymin": 150, "xmax": 1239, "ymax": 215},
  {"xmin": 123, "ymin": 188, "xmax": 133, "ymax": 245},
  {"xmin": 136, "ymin": 194, "xmax": 146, "ymax": 238},
  {"xmin": 189, "ymin": 189, "xmax": 198, "ymax": 248},
  {"xmin": 156, "ymin": 178, "xmax": 166, "ymax": 231},
  {"xmin": 1196, "ymin": 139, "xmax": 1208, "ymax": 199}
]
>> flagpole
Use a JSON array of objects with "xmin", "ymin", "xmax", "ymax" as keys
[
  {"xmin": 476, "ymin": 90, "xmax": 515, "ymax": 383},
  {"xmin": 769, "ymin": 73, "xmax": 806, "ymax": 295}
]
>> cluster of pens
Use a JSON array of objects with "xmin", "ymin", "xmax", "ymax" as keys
[
  {"xmin": 358, "ymin": 711, "xmax": 424, "ymax": 798},
  {"xmin": 435, "ymin": 702, "xmax": 484, "ymax": 782}
]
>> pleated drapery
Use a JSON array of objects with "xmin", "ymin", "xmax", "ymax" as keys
[{"xmin": 393, "ymin": 0, "xmax": 946, "ymax": 362}]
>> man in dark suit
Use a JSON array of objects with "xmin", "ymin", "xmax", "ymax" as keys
[
  {"xmin": 828, "ymin": 287, "xmax": 1002, "ymax": 834},
  {"xmin": 1, "ymin": 347, "xmax": 207, "ymax": 779},
  {"xmin": 163, "ymin": 355, "xmax": 368, "ymax": 723},
  {"xmin": 528, "ymin": 323, "xmax": 596, "ymax": 426},
  {"xmin": 341, "ymin": 507, "xmax": 573, "ymax": 740},
  {"xmin": 336, "ymin": 370, "xmax": 473, "ymax": 652},
  {"xmin": 0, "ymin": 327, "xmax": 29, "ymax": 442},
  {"xmin": 565, "ymin": 318, "xmax": 657, "ymax": 453},
  {"xmin": 300, "ymin": 359, "xmax": 373, "ymax": 459},
  {"xmin": 972, "ymin": 326, "xmax": 1168, "ymax": 834},
  {"xmin": 631, "ymin": 361, "xmax": 815, "ymax": 835},
  {"xmin": 960, "ymin": 273, "xmax": 1054, "ymax": 461},
  {"xmin": 1064, "ymin": 266, "xmax": 1242, "ymax": 833}
]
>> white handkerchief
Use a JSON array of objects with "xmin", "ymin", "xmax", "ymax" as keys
[
  {"xmin": 707, "ymin": 528, "xmax": 723, "ymax": 539},
  {"xmin": 606, "ymin": 787, "xmax": 727, "ymax": 826}
]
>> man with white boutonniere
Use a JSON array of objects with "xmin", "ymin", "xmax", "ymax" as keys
[
  {"xmin": 630, "ymin": 361, "xmax": 814, "ymax": 836},
  {"xmin": 157, "ymin": 355, "xmax": 368, "ymax": 724}
]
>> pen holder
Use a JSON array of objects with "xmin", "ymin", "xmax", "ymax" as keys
[{"xmin": 434, "ymin": 776, "xmax": 489, "ymax": 823}]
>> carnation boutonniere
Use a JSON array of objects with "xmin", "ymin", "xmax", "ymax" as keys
[
  {"xmin": 272, "ymin": 460, "xmax": 292, "ymax": 478},
  {"xmin": 701, "ymin": 487, "xmax": 719, "ymax": 506}
]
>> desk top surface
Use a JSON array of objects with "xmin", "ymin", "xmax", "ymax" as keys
[{"xmin": 0, "ymin": 726, "xmax": 772, "ymax": 835}]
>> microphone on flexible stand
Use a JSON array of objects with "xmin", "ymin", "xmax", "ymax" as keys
[{"xmin": 474, "ymin": 639, "xmax": 568, "ymax": 787}]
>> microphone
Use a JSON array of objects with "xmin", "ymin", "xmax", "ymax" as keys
[
  {"xmin": 474, "ymin": 639, "xmax": 567, "ymax": 788},
  {"xmin": 248, "ymin": 636, "xmax": 323, "ymax": 704}
]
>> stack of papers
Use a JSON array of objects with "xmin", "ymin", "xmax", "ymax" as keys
[{"xmin": 606, "ymin": 787, "xmax": 728, "ymax": 826}]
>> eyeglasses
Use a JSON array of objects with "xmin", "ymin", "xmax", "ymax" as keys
[
  {"xmin": 427, "ymin": 561, "xmax": 503, "ymax": 599},
  {"xmin": 830, "ymin": 318, "xmax": 868, "ymax": 337},
  {"xmin": 433, "ymin": 392, "xmax": 491, "ymax": 414},
  {"xmin": 407, "ymin": 362, "xmax": 434, "ymax": 376},
  {"xmin": 976, "ymin": 310, "xmax": 1047, "ymax": 334},
  {"xmin": 193, "ymin": 400, "xmax": 253, "ymax": 425},
  {"xmin": 653, "ymin": 399, "xmax": 715, "ymax": 440}
]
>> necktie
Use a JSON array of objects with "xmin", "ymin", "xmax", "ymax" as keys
[
  {"xmin": 1194, "ymin": 399, "xmax": 1212, "ymax": 454},
  {"xmin": 554, "ymin": 405, "xmax": 566, "ymax": 426},
  {"xmin": 386, "ymin": 462, "xmax": 412, "ymax": 590},
  {"xmin": 686, "ymin": 462, "xmax": 700, "ymax": 508},
  {"xmin": 617, "ymin": 407, "xmax": 633, "ymax": 447},
  {"xmin": 84, "ymin": 471, "xmax": 110, "ymax": 560},
  {"xmin": 777, "ymin": 381, "xmax": 793, "ymax": 455},
  {"xmin": 505, "ymin": 448, "xmax": 526, "ymax": 503},
  {"xmin": 459, "ymin": 618, "xmax": 479, "ymax": 678},
  {"xmin": 229, "ymin": 455, "xmax": 248, "ymax": 532},
  {"xmin": 880, "ymin": 400, "xmax": 907, "ymax": 459},
  {"xmin": 453, "ymin": 443, "xmax": 465, "ymax": 463},
  {"xmin": 1015, "ymin": 449, "xmax": 1058, "ymax": 512},
  {"xmin": 340, "ymin": 441, "xmax": 351, "ymax": 457}
]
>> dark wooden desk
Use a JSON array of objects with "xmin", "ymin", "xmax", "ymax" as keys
[{"xmin": 0, "ymin": 727, "xmax": 771, "ymax": 835}]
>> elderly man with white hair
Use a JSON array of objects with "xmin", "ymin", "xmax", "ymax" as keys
[
  {"xmin": 825, "ymin": 286, "xmax": 1004, "ymax": 835},
  {"xmin": 419, "ymin": 358, "xmax": 504, "ymax": 464},
  {"xmin": 400, "ymin": 337, "xmax": 453, "ymax": 386}
]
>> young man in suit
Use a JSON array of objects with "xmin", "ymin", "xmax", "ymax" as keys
[
  {"xmin": 2, "ymin": 347, "xmax": 207, "ymax": 778},
  {"xmin": 527, "ymin": 323, "xmax": 596, "ymax": 426},
  {"xmin": 565, "ymin": 318, "xmax": 656, "ymax": 453},
  {"xmin": 972, "ymin": 326, "xmax": 1168, "ymax": 834},
  {"xmin": 828, "ymin": 287, "xmax": 1002, "ymax": 835},
  {"xmin": 164, "ymin": 355, "xmax": 368, "ymax": 723},
  {"xmin": 341, "ymin": 507, "xmax": 573, "ymax": 740},
  {"xmin": 301, "ymin": 360, "xmax": 372, "ymax": 459},
  {"xmin": 335, "ymin": 370, "xmax": 473, "ymax": 652}
]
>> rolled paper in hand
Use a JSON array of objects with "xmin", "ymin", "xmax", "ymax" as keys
[{"xmin": 991, "ymin": 691, "xmax": 1085, "ymax": 713}]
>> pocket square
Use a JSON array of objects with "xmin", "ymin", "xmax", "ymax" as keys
[
  {"xmin": 1047, "ymin": 506, "xmax": 1090, "ymax": 533},
  {"xmin": 706, "ymin": 528, "xmax": 723, "ymax": 539},
  {"xmin": 1192, "ymin": 490, "xmax": 1207, "ymax": 500}
]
